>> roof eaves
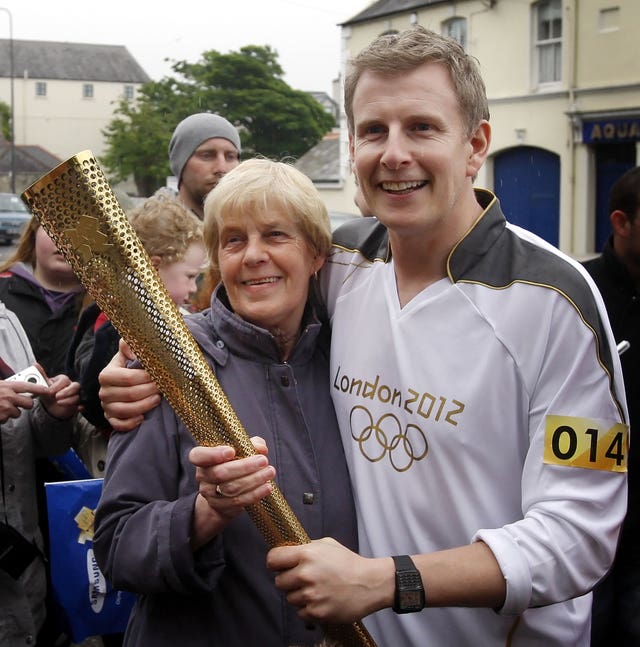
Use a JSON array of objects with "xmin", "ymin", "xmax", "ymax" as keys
[{"xmin": 340, "ymin": 0, "xmax": 449, "ymax": 26}]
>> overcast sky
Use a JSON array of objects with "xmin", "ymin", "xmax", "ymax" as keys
[{"xmin": 1, "ymin": 0, "xmax": 371, "ymax": 95}]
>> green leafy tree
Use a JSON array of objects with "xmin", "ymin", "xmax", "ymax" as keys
[
  {"xmin": 0, "ymin": 100, "xmax": 10, "ymax": 141},
  {"xmin": 101, "ymin": 46, "xmax": 336, "ymax": 196}
]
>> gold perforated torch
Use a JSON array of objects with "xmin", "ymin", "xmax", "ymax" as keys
[{"xmin": 22, "ymin": 150, "xmax": 376, "ymax": 647}]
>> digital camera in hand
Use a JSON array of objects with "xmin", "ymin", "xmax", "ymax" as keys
[{"xmin": 7, "ymin": 364, "xmax": 48, "ymax": 387}]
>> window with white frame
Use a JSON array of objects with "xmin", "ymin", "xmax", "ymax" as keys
[
  {"xmin": 123, "ymin": 84, "xmax": 135, "ymax": 100},
  {"xmin": 534, "ymin": 0, "xmax": 562, "ymax": 85},
  {"xmin": 82, "ymin": 83, "xmax": 94, "ymax": 99},
  {"xmin": 35, "ymin": 81, "xmax": 47, "ymax": 97},
  {"xmin": 442, "ymin": 16, "xmax": 467, "ymax": 50}
]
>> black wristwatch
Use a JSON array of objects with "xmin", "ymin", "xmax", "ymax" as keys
[{"xmin": 391, "ymin": 554, "xmax": 425, "ymax": 614}]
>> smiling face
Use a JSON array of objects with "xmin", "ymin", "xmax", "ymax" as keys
[
  {"xmin": 350, "ymin": 61, "xmax": 489, "ymax": 246},
  {"xmin": 217, "ymin": 208, "xmax": 324, "ymax": 351}
]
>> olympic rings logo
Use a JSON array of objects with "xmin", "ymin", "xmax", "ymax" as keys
[{"xmin": 349, "ymin": 405, "xmax": 429, "ymax": 472}]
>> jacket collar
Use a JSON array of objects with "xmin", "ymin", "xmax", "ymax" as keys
[
  {"xmin": 447, "ymin": 189, "xmax": 503, "ymax": 281},
  {"xmin": 599, "ymin": 236, "xmax": 639, "ymax": 294},
  {"xmin": 186, "ymin": 284, "xmax": 324, "ymax": 366}
]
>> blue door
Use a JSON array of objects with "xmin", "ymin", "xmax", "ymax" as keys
[
  {"xmin": 594, "ymin": 143, "xmax": 636, "ymax": 252},
  {"xmin": 494, "ymin": 146, "xmax": 560, "ymax": 247}
]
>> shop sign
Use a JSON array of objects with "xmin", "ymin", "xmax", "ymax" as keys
[{"xmin": 583, "ymin": 118, "xmax": 640, "ymax": 144}]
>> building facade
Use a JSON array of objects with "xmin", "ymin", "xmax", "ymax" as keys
[
  {"xmin": 0, "ymin": 39, "xmax": 150, "ymax": 193},
  {"xmin": 324, "ymin": 0, "xmax": 640, "ymax": 256}
]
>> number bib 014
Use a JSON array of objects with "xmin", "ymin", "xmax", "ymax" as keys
[{"xmin": 544, "ymin": 415, "xmax": 628, "ymax": 472}]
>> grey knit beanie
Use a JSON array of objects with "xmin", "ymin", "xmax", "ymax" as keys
[{"xmin": 168, "ymin": 113, "xmax": 241, "ymax": 182}]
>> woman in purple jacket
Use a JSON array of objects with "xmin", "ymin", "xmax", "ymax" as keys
[{"xmin": 93, "ymin": 159, "xmax": 358, "ymax": 647}]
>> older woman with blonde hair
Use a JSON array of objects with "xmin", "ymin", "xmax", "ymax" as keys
[{"xmin": 93, "ymin": 159, "xmax": 357, "ymax": 647}]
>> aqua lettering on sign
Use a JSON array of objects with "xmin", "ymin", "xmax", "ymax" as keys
[{"xmin": 583, "ymin": 118, "xmax": 640, "ymax": 144}]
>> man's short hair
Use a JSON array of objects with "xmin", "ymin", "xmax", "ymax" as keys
[
  {"xmin": 609, "ymin": 166, "xmax": 640, "ymax": 221},
  {"xmin": 344, "ymin": 25, "xmax": 489, "ymax": 138}
]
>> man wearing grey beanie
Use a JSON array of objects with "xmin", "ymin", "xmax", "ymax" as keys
[{"xmin": 168, "ymin": 113, "xmax": 241, "ymax": 219}]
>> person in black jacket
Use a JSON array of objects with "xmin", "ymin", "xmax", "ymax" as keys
[
  {"xmin": 584, "ymin": 165, "xmax": 640, "ymax": 647},
  {"xmin": 0, "ymin": 216, "xmax": 85, "ymax": 377}
]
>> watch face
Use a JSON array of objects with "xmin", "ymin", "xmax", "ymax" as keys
[
  {"xmin": 400, "ymin": 590, "xmax": 424, "ymax": 609},
  {"xmin": 393, "ymin": 555, "xmax": 425, "ymax": 613}
]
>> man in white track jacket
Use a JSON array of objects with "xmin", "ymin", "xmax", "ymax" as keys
[{"xmin": 267, "ymin": 25, "xmax": 628, "ymax": 647}]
